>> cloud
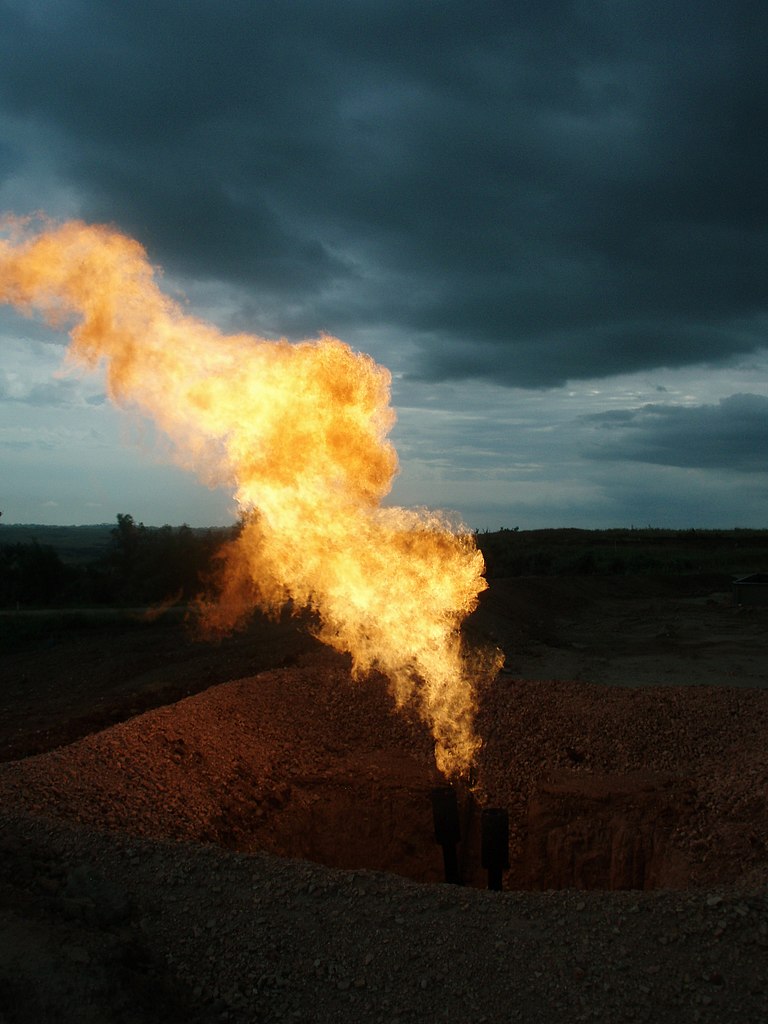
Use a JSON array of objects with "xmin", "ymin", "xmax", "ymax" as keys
[
  {"xmin": 0, "ymin": 359, "xmax": 99, "ymax": 408},
  {"xmin": 582, "ymin": 393, "xmax": 768, "ymax": 471},
  {"xmin": 0, "ymin": 377, "xmax": 82, "ymax": 407},
  {"xmin": 2, "ymin": 2, "xmax": 768, "ymax": 530},
  {"xmin": 0, "ymin": 1, "xmax": 765, "ymax": 387}
]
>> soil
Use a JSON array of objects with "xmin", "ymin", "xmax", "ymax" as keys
[{"xmin": 1, "ymin": 574, "xmax": 768, "ymax": 1022}]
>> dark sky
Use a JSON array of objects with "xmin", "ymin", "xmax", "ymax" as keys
[{"xmin": 1, "ymin": 0, "xmax": 767, "ymax": 527}]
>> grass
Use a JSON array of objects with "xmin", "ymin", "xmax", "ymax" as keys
[
  {"xmin": 0, "ymin": 606, "xmax": 184, "ymax": 655},
  {"xmin": 0, "ymin": 524, "xmax": 114, "ymax": 564},
  {"xmin": 475, "ymin": 527, "xmax": 768, "ymax": 579}
]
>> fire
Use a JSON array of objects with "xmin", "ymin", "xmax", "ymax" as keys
[{"xmin": 0, "ymin": 216, "xmax": 500, "ymax": 775}]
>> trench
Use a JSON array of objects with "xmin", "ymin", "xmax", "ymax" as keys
[{"xmin": 205, "ymin": 760, "xmax": 696, "ymax": 891}]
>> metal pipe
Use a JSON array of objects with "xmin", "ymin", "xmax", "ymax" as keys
[
  {"xmin": 458, "ymin": 785, "xmax": 478, "ymax": 884},
  {"xmin": 481, "ymin": 807, "xmax": 509, "ymax": 891},
  {"xmin": 431, "ymin": 785, "xmax": 461, "ymax": 884}
]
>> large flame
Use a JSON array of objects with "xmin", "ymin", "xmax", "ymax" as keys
[{"xmin": 0, "ymin": 216, "xmax": 499, "ymax": 775}]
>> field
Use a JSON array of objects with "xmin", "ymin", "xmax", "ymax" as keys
[
  {"xmin": 0, "ymin": 524, "xmax": 115, "ymax": 565},
  {"xmin": 1, "ymin": 532, "xmax": 768, "ymax": 1021},
  {"xmin": 5, "ymin": 522, "xmax": 768, "ymax": 575}
]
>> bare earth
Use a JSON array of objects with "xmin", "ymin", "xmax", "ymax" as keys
[{"xmin": 1, "ymin": 575, "xmax": 767, "ymax": 1022}]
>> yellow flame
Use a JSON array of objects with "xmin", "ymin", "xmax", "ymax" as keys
[{"xmin": 0, "ymin": 216, "xmax": 500, "ymax": 775}]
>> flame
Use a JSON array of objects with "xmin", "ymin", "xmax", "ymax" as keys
[{"xmin": 0, "ymin": 216, "xmax": 500, "ymax": 775}]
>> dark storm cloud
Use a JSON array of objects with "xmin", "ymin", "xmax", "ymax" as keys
[
  {"xmin": 0, "ymin": 0, "xmax": 766, "ymax": 383},
  {"xmin": 583, "ymin": 393, "xmax": 768, "ymax": 470}
]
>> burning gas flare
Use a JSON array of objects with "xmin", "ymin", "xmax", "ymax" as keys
[{"xmin": 0, "ymin": 216, "xmax": 500, "ymax": 775}]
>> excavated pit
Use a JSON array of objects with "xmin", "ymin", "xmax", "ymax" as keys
[
  {"xmin": 201, "ymin": 759, "xmax": 698, "ymax": 891},
  {"xmin": 1, "ymin": 658, "xmax": 765, "ymax": 892}
]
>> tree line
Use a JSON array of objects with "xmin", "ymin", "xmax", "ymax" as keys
[
  {"xmin": 3, "ymin": 515, "xmax": 767, "ymax": 609},
  {"xmin": 0, "ymin": 513, "xmax": 237, "ymax": 609}
]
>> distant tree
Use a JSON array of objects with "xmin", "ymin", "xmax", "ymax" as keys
[
  {"xmin": 112, "ymin": 512, "xmax": 142, "ymax": 569},
  {"xmin": 102, "ymin": 513, "xmax": 237, "ymax": 606},
  {"xmin": 0, "ymin": 541, "xmax": 67, "ymax": 607}
]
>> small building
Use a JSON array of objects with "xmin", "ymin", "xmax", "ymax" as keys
[{"xmin": 732, "ymin": 573, "xmax": 768, "ymax": 607}]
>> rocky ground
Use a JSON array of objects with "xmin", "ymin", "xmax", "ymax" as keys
[{"xmin": 1, "ymin": 574, "xmax": 767, "ymax": 1022}]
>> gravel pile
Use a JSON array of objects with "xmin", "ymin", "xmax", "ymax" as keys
[
  {"xmin": 2, "ymin": 811, "xmax": 767, "ymax": 1023},
  {"xmin": 2, "ymin": 655, "xmax": 767, "ymax": 886},
  {"xmin": 475, "ymin": 677, "xmax": 768, "ymax": 885},
  {"xmin": 2, "ymin": 654, "xmax": 768, "ymax": 1021},
  {"xmin": 0, "ymin": 655, "xmax": 437, "ymax": 848}
]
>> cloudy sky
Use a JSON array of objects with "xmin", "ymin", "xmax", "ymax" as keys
[{"xmin": 1, "ymin": 0, "xmax": 766, "ymax": 530}]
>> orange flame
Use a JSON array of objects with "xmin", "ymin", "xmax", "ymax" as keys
[{"xmin": 0, "ymin": 216, "xmax": 500, "ymax": 775}]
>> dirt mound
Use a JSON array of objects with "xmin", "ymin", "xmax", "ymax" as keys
[
  {"xmin": 3, "ymin": 581, "xmax": 768, "ymax": 1024},
  {"xmin": 2, "ymin": 649, "xmax": 768, "ymax": 890},
  {"xmin": 0, "ymin": 651, "xmax": 447, "ymax": 879}
]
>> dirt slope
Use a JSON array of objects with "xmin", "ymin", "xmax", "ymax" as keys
[{"xmin": 1, "ymin": 575, "xmax": 768, "ymax": 1022}]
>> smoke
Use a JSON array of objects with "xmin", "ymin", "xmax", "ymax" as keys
[{"xmin": 0, "ymin": 216, "xmax": 500, "ymax": 775}]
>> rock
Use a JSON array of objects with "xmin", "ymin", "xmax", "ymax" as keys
[
  {"xmin": 63, "ymin": 944, "xmax": 91, "ymax": 964},
  {"xmin": 64, "ymin": 862, "xmax": 131, "ymax": 925},
  {"xmin": 517, "ymin": 770, "xmax": 695, "ymax": 890}
]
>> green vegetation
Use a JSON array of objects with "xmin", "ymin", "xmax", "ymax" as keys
[
  {"xmin": 0, "ymin": 514, "xmax": 237, "ymax": 609},
  {"xmin": 1, "ymin": 520, "xmax": 767, "ymax": 611},
  {"xmin": 0, "ymin": 607, "xmax": 185, "ymax": 657},
  {"xmin": 475, "ymin": 527, "xmax": 768, "ymax": 579},
  {"xmin": 0, "ymin": 523, "xmax": 116, "ymax": 564}
]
